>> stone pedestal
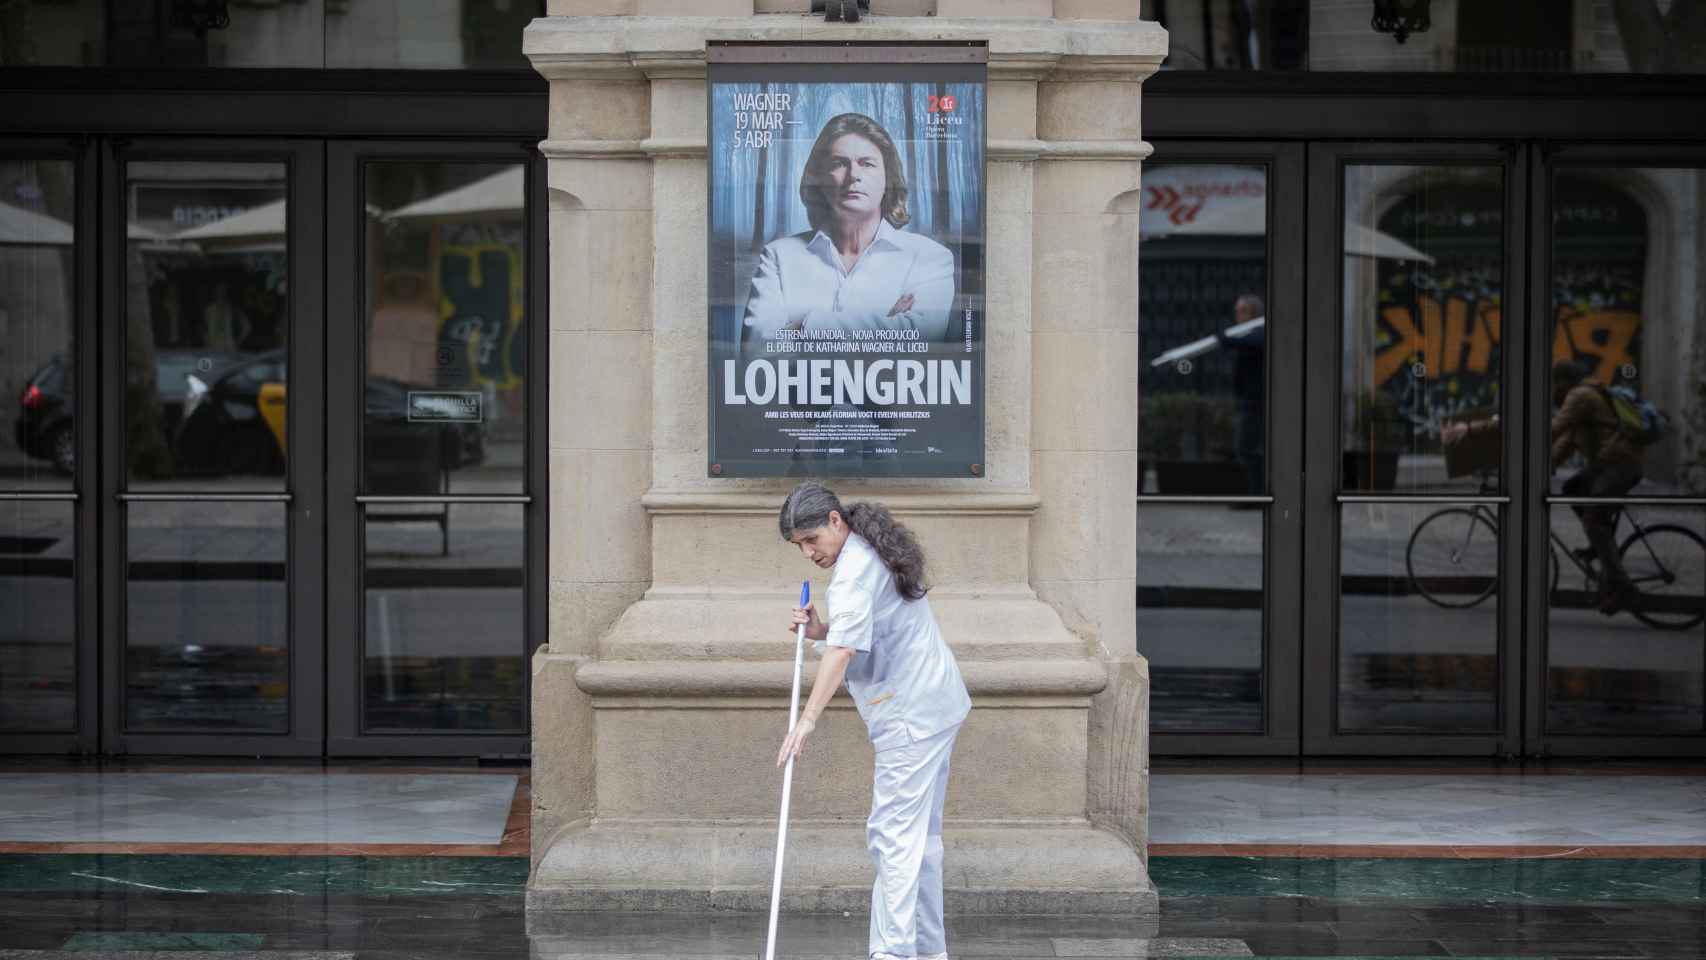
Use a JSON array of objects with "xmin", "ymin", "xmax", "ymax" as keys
[{"xmin": 525, "ymin": 6, "xmax": 1166, "ymax": 921}]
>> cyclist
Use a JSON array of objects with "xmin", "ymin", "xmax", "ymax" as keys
[{"xmin": 1550, "ymin": 360, "xmax": 1644, "ymax": 614}]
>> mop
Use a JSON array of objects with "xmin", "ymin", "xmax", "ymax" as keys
[{"xmin": 763, "ymin": 579, "xmax": 811, "ymax": 960}]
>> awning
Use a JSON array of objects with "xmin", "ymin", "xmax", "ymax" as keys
[
  {"xmin": 173, "ymin": 199, "xmax": 287, "ymax": 242},
  {"xmin": 384, "ymin": 166, "xmax": 524, "ymax": 222},
  {"xmin": 0, "ymin": 202, "xmax": 73, "ymax": 246},
  {"xmin": 1139, "ymin": 166, "xmax": 1435, "ymax": 263}
]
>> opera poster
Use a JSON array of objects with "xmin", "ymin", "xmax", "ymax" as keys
[{"xmin": 707, "ymin": 51, "xmax": 986, "ymax": 477}]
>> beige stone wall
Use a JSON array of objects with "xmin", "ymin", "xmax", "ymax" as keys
[{"xmin": 527, "ymin": 9, "xmax": 1166, "ymax": 915}]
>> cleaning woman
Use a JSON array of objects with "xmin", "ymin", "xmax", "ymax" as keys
[{"xmin": 774, "ymin": 480, "xmax": 972, "ymax": 960}]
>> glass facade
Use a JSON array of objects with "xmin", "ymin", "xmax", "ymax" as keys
[
  {"xmin": 0, "ymin": 0, "xmax": 540, "ymax": 69},
  {"xmin": 1339, "ymin": 500, "xmax": 1501, "ymax": 733},
  {"xmin": 0, "ymin": 157, "xmax": 77, "ymax": 735},
  {"xmin": 125, "ymin": 502, "xmax": 289, "ymax": 732},
  {"xmin": 1141, "ymin": 0, "xmax": 1706, "ymax": 74},
  {"xmin": 1139, "ymin": 164, "xmax": 1269, "ymax": 498},
  {"xmin": 1342, "ymin": 163, "xmax": 1505, "ymax": 495},
  {"xmin": 124, "ymin": 161, "xmax": 289, "ymax": 488},
  {"xmin": 362, "ymin": 162, "xmax": 527, "ymax": 497},
  {"xmin": 358, "ymin": 160, "xmax": 529, "ymax": 735}
]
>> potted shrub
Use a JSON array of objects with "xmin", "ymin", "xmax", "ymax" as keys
[
  {"xmin": 1140, "ymin": 392, "xmax": 1243, "ymax": 494},
  {"xmin": 1343, "ymin": 388, "xmax": 1407, "ymax": 490}
]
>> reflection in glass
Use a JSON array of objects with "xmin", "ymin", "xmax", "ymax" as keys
[
  {"xmin": 1141, "ymin": 1, "xmax": 1706, "ymax": 74},
  {"xmin": 0, "ymin": 1, "xmax": 536, "ymax": 69},
  {"xmin": 1340, "ymin": 501, "xmax": 1499, "ymax": 733},
  {"xmin": 1139, "ymin": 164, "xmax": 1268, "ymax": 496},
  {"xmin": 125, "ymin": 503, "xmax": 288, "ymax": 732},
  {"xmin": 0, "ymin": 502, "xmax": 75, "ymax": 732},
  {"xmin": 124, "ymin": 162, "xmax": 289, "ymax": 488},
  {"xmin": 1342, "ymin": 164, "xmax": 1504, "ymax": 494},
  {"xmin": 2, "ymin": 159, "xmax": 77, "ymax": 490},
  {"xmin": 326, "ymin": 0, "xmax": 536, "ymax": 69},
  {"xmin": 1139, "ymin": 504, "xmax": 1264, "ymax": 732},
  {"xmin": 1551, "ymin": 168, "xmax": 1706, "ymax": 498},
  {"xmin": 364, "ymin": 504, "xmax": 525, "ymax": 732},
  {"xmin": 1546, "ymin": 506, "xmax": 1704, "ymax": 733},
  {"xmin": 363, "ymin": 162, "xmax": 525, "ymax": 496}
]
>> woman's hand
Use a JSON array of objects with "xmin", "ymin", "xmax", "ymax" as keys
[
  {"xmin": 790, "ymin": 604, "xmax": 828, "ymax": 643},
  {"xmin": 776, "ymin": 715, "xmax": 816, "ymax": 767},
  {"xmin": 887, "ymin": 292, "xmax": 915, "ymax": 317}
]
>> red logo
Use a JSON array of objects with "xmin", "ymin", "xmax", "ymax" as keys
[
  {"xmin": 1145, "ymin": 185, "xmax": 1204, "ymax": 226},
  {"xmin": 926, "ymin": 94, "xmax": 957, "ymax": 113}
]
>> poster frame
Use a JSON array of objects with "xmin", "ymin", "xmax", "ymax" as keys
[{"xmin": 705, "ymin": 41, "xmax": 989, "ymax": 479}]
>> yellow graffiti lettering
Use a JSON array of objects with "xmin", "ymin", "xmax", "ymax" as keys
[
  {"xmin": 1419, "ymin": 297, "xmax": 1444, "ymax": 378},
  {"xmin": 1441, "ymin": 297, "xmax": 1470, "ymax": 375},
  {"xmin": 1375, "ymin": 306, "xmax": 1426, "ymax": 385},
  {"xmin": 1375, "ymin": 297, "xmax": 1504, "ymax": 385},
  {"xmin": 1552, "ymin": 309, "xmax": 1639, "ymax": 382}
]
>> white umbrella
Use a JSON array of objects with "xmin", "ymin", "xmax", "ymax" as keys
[
  {"xmin": 173, "ymin": 199, "xmax": 287, "ymax": 242},
  {"xmin": 1138, "ymin": 167, "xmax": 1435, "ymax": 263},
  {"xmin": 0, "ymin": 201, "xmax": 73, "ymax": 246},
  {"xmin": 1343, "ymin": 220, "xmax": 1432, "ymax": 263},
  {"xmin": 383, "ymin": 167, "xmax": 523, "ymax": 222}
]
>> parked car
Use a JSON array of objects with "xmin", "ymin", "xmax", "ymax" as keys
[
  {"xmin": 14, "ymin": 354, "xmax": 74, "ymax": 474},
  {"xmin": 174, "ymin": 349, "xmax": 486, "ymax": 477},
  {"xmin": 15, "ymin": 350, "xmax": 227, "ymax": 475}
]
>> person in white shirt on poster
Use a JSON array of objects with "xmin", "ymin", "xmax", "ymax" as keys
[
  {"xmin": 774, "ymin": 480, "xmax": 971, "ymax": 960},
  {"xmin": 742, "ymin": 113, "xmax": 958, "ymax": 344}
]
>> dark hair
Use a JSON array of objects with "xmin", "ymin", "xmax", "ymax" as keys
[
  {"xmin": 799, "ymin": 113, "xmax": 911, "ymax": 233},
  {"xmin": 1553, "ymin": 358, "xmax": 1590, "ymax": 389},
  {"xmin": 779, "ymin": 480, "xmax": 929, "ymax": 601}
]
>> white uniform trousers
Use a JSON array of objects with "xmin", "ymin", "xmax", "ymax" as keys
[{"xmin": 866, "ymin": 722, "xmax": 960, "ymax": 960}]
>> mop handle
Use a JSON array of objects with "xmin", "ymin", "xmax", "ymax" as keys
[{"xmin": 763, "ymin": 580, "xmax": 810, "ymax": 960}]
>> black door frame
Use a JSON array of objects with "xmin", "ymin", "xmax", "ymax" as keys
[
  {"xmin": 1142, "ymin": 140, "xmax": 1306, "ymax": 756},
  {"xmin": 1301, "ymin": 140, "xmax": 1529, "ymax": 757},
  {"xmin": 1524, "ymin": 142, "xmax": 1706, "ymax": 757},
  {"xmin": 0, "ymin": 136, "xmax": 101, "ymax": 756},
  {"xmin": 0, "ymin": 73, "xmax": 548, "ymax": 758},
  {"xmin": 324, "ymin": 140, "xmax": 546, "ymax": 758},
  {"xmin": 100, "ymin": 137, "xmax": 327, "ymax": 756}
]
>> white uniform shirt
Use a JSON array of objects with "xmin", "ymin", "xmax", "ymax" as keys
[
  {"xmin": 742, "ymin": 219, "xmax": 957, "ymax": 343},
  {"xmin": 817, "ymin": 532, "xmax": 971, "ymax": 752}
]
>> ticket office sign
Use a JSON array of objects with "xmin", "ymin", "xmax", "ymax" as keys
[{"xmin": 707, "ymin": 45, "xmax": 987, "ymax": 478}]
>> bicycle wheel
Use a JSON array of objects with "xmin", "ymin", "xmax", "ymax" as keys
[
  {"xmin": 1407, "ymin": 507, "xmax": 1500, "ymax": 608},
  {"xmin": 1620, "ymin": 523, "xmax": 1706, "ymax": 631}
]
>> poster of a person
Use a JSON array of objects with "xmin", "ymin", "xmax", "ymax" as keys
[
  {"xmin": 741, "ymin": 113, "xmax": 957, "ymax": 343},
  {"xmin": 707, "ymin": 56, "xmax": 986, "ymax": 478}
]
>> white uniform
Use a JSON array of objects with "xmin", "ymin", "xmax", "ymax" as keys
[{"xmin": 818, "ymin": 532, "xmax": 971, "ymax": 960}]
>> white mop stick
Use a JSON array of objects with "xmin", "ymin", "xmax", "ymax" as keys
[{"xmin": 764, "ymin": 579, "xmax": 810, "ymax": 960}]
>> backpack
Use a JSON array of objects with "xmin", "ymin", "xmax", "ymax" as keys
[{"xmin": 1598, "ymin": 385, "xmax": 1668, "ymax": 446}]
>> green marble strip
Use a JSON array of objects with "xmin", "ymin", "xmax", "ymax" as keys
[
  {"xmin": 0, "ymin": 855, "xmax": 527, "ymax": 896},
  {"xmin": 1150, "ymin": 856, "xmax": 1706, "ymax": 902},
  {"xmin": 0, "ymin": 854, "xmax": 1700, "ymax": 902},
  {"xmin": 61, "ymin": 932, "xmax": 266, "ymax": 951}
]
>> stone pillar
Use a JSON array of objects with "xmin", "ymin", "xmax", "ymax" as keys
[{"xmin": 526, "ymin": 5, "xmax": 1166, "ymax": 919}]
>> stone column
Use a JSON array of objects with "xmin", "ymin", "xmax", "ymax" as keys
[{"xmin": 526, "ymin": 4, "xmax": 1166, "ymax": 919}]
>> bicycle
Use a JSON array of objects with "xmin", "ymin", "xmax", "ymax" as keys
[{"xmin": 1404, "ymin": 476, "xmax": 1705, "ymax": 631}]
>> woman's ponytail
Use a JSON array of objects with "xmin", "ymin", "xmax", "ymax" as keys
[{"xmin": 841, "ymin": 501, "xmax": 929, "ymax": 601}]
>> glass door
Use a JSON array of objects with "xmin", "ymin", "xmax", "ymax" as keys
[
  {"xmin": 325, "ymin": 142, "xmax": 543, "ymax": 757},
  {"xmin": 0, "ymin": 140, "xmax": 98, "ymax": 754},
  {"xmin": 1140, "ymin": 143, "xmax": 1305, "ymax": 754},
  {"xmin": 1302, "ymin": 142, "xmax": 1527, "ymax": 755},
  {"xmin": 100, "ymin": 140, "xmax": 325, "ymax": 755},
  {"xmin": 1526, "ymin": 145, "xmax": 1706, "ymax": 756}
]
